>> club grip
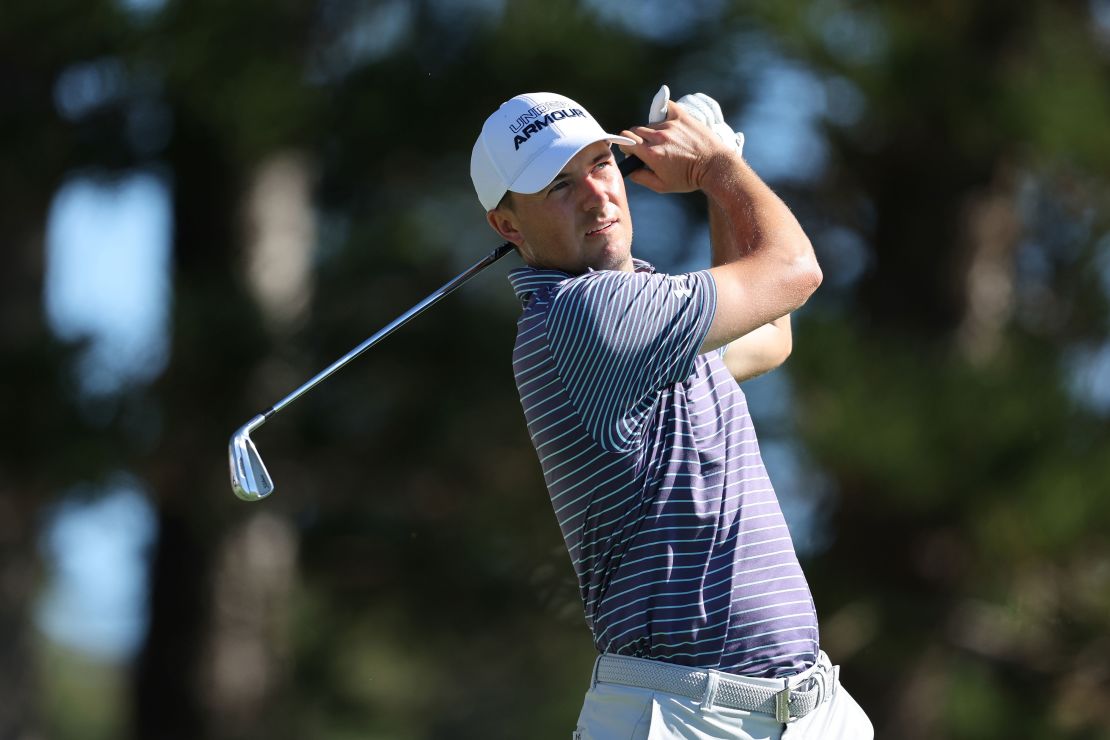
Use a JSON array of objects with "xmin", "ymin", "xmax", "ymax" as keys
[{"xmin": 619, "ymin": 155, "xmax": 645, "ymax": 177}]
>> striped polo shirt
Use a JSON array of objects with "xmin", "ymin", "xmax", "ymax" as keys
[{"xmin": 509, "ymin": 259, "xmax": 819, "ymax": 679}]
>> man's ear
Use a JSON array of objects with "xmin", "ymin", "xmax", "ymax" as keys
[{"xmin": 486, "ymin": 207, "xmax": 525, "ymax": 248}]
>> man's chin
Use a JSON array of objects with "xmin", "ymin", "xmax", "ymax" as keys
[
  {"xmin": 586, "ymin": 254, "xmax": 632, "ymax": 273},
  {"xmin": 587, "ymin": 239, "xmax": 634, "ymax": 273}
]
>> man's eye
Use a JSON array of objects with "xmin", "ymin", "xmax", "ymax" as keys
[{"xmin": 548, "ymin": 181, "xmax": 568, "ymax": 195}]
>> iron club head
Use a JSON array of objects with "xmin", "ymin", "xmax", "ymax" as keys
[{"xmin": 229, "ymin": 414, "xmax": 274, "ymax": 501}]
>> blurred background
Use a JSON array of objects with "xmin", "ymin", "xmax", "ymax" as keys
[{"xmin": 3, "ymin": 0, "xmax": 1110, "ymax": 738}]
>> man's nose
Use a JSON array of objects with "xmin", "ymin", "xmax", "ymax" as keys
[{"xmin": 579, "ymin": 174, "xmax": 608, "ymax": 209}]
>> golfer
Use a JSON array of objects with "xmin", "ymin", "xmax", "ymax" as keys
[{"xmin": 472, "ymin": 89, "xmax": 873, "ymax": 739}]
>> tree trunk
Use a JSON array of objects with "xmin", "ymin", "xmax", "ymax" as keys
[
  {"xmin": 132, "ymin": 105, "xmax": 297, "ymax": 739},
  {"xmin": 133, "ymin": 507, "xmax": 209, "ymax": 740}
]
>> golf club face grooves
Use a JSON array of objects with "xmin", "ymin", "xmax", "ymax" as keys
[
  {"xmin": 231, "ymin": 435, "xmax": 273, "ymax": 501},
  {"xmin": 228, "ymin": 158, "xmax": 643, "ymax": 502},
  {"xmin": 230, "ymin": 414, "xmax": 273, "ymax": 501}
]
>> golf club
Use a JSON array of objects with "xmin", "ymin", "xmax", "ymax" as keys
[{"xmin": 229, "ymin": 153, "xmax": 645, "ymax": 501}]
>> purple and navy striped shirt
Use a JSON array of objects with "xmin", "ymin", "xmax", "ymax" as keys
[{"xmin": 509, "ymin": 259, "xmax": 819, "ymax": 678}]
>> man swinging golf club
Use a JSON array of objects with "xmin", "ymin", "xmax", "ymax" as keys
[{"xmin": 472, "ymin": 87, "xmax": 874, "ymax": 739}]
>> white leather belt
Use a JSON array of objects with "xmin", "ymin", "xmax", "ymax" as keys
[{"xmin": 594, "ymin": 653, "xmax": 835, "ymax": 723}]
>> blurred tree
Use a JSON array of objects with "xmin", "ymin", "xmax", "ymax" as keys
[{"xmin": 3, "ymin": 0, "xmax": 1109, "ymax": 738}]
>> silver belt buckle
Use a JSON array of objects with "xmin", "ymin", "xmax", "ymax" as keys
[{"xmin": 775, "ymin": 686, "xmax": 792, "ymax": 722}]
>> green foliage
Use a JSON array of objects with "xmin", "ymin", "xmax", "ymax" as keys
[
  {"xmin": 4, "ymin": 0, "xmax": 1110, "ymax": 737},
  {"xmin": 36, "ymin": 638, "xmax": 127, "ymax": 740}
]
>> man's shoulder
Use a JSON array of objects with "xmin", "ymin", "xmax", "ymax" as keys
[{"xmin": 510, "ymin": 267, "xmax": 639, "ymax": 308}]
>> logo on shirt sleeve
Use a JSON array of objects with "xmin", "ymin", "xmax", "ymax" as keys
[{"xmin": 667, "ymin": 276, "xmax": 693, "ymax": 298}]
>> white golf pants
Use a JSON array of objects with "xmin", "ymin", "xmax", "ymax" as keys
[{"xmin": 573, "ymin": 653, "xmax": 873, "ymax": 740}]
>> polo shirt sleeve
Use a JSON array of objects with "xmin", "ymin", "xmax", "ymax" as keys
[{"xmin": 546, "ymin": 269, "xmax": 717, "ymax": 452}]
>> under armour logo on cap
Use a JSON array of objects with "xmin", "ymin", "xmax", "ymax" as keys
[{"xmin": 471, "ymin": 92, "xmax": 635, "ymax": 211}]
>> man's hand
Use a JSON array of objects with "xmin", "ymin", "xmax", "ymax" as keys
[
  {"xmin": 647, "ymin": 85, "xmax": 745, "ymax": 156},
  {"xmin": 618, "ymin": 100, "xmax": 736, "ymax": 194}
]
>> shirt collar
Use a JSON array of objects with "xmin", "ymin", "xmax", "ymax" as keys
[{"xmin": 508, "ymin": 258, "xmax": 656, "ymax": 305}]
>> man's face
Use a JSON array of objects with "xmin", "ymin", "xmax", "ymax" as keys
[{"xmin": 487, "ymin": 141, "xmax": 634, "ymax": 274}]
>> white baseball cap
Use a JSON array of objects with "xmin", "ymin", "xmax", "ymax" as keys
[{"xmin": 471, "ymin": 92, "xmax": 635, "ymax": 211}]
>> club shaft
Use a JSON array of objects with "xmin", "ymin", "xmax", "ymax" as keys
[
  {"xmin": 258, "ymin": 154, "xmax": 643, "ymax": 420},
  {"xmin": 263, "ymin": 242, "xmax": 514, "ymax": 418}
]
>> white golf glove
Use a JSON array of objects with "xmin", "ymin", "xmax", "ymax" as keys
[{"xmin": 647, "ymin": 84, "xmax": 745, "ymax": 156}]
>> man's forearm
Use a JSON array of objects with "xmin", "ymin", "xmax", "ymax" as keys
[
  {"xmin": 706, "ymin": 157, "xmax": 796, "ymax": 376},
  {"xmin": 701, "ymin": 152, "xmax": 809, "ymax": 270},
  {"xmin": 697, "ymin": 151, "xmax": 821, "ymax": 350},
  {"xmin": 723, "ymin": 314, "xmax": 793, "ymax": 382},
  {"xmin": 706, "ymin": 149, "xmax": 755, "ymax": 266},
  {"xmin": 707, "ymin": 197, "xmax": 738, "ymax": 266}
]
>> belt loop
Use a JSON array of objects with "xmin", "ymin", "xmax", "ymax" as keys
[
  {"xmin": 700, "ymin": 671, "xmax": 720, "ymax": 711},
  {"xmin": 811, "ymin": 669, "xmax": 826, "ymax": 707},
  {"xmin": 591, "ymin": 654, "xmax": 603, "ymax": 689}
]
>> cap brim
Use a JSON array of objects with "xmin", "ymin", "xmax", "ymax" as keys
[{"xmin": 509, "ymin": 132, "xmax": 637, "ymax": 195}]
